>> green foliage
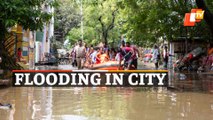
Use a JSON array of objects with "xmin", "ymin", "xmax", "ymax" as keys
[
  {"xmin": 119, "ymin": 0, "xmax": 212, "ymax": 45},
  {"xmin": 0, "ymin": 0, "xmax": 57, "ymax": 31},
  {"xmin": 65, "ymin": 0, "xmax": 212, "ymax": 48},
  {"xmin": 0, "ymin": 0, "xmax": 58, "ymax": 70},
  {"xmin": 54, "ymin": 0, "xmax": 81, "ymax": 36},
  {"xmin": 67, "ymin": 28, "xmax": 81, "ymax": 45},
  {"xmin": 67, "ymin": 26, "xmax": 99, "ymax": 46},
  {"xmin": 66, "ymin": 0, "xmax": 121, "ymax": 46},
  {"xmin": 205, "ymin": 0, "xmax": 213, "ymax": 12}
]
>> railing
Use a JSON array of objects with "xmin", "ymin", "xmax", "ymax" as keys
[
  {"xmin": 4, "ymin": 33, "xmax": 16, "ymax": 57},
  {"xmin": 0, "ymin": 33, "xmax": 23, "ymax": 70}
]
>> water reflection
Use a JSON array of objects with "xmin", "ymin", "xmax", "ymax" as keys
[
  {"xmin": 1, "ymin": 66, "xmax": 213, "ymax": 119},
  {"xmin": 1, "ymin": 87, "xmax": 213, "ymax": 120},
  {"xmin": 168, "ymin": 71, "xmax": 213, "ymax": 93}
]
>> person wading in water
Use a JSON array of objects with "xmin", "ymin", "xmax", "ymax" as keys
[
  {"xmin": 163, "ymin": 46, "xmax": 169, "ymax": 70},
  {"xmin": 75, "ymin": 39, "xmax": 86, "ymax": 69},
  {"xmin": 118, "ymin": 41, "xmax": 135, "ymax": 70},
  {"xmin": 153, "ymin": 45, "xmax": 160, "ymax": 70}
]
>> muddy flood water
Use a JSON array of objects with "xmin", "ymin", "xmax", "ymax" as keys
[
  {"xmin": 1, "ymin": 68, "xmax": 213, "ymax": 120},
  {"xmin": 1, "ymin": 87, "xmax": 213, "ymax": 119}
]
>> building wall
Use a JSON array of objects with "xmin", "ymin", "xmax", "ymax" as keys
[
  {"xmin": 14, "ymin": 25, "xmax": 31, "ymax": 63},
  {"xmin": 22, "ymin": 29, "xmax": 30, "ymax": 62}
]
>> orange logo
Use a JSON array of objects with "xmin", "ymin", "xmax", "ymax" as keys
[
  {"xmin": 196, "ymin": 10, "xmax": 204, "ymax": 20},
  {"xmin": 184, "ymin": 9, "xmax": 204, "ymax": 26}
]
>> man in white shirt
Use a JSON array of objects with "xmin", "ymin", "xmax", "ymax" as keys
[
  {"xmin": 90, "ymin": 47, "xmax": 99, "ymax": 64},
  {"xmin": 75, "ymin": 39, "xmax": 86, "ymax": 69}
]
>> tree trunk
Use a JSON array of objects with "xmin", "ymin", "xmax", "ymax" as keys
[
  {"xmin": 196, "ymin": 0, "xmax": 213, "ymax": 38},
  {"xmin": 102, "ymin": 31, "xmax": 108, "ymax": 45},
  {"xmin": 0, "ymin": 21, "xmax": 6, "ymax": 58},
  {"xmin": 98, "ymin": 8, "xmax": 118, "ymax": 46}
]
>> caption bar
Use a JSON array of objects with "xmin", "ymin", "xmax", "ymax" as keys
[{"xmin": 12, "ymin": 70, "xmax": 168, "ymax": 87}]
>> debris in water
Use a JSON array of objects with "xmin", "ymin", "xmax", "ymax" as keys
[
  {"xmin": 179, "ymin": 73, "xmax": 187, "ymax": 80},
  {"xmin": 0, "ymin": 103, "xmax": 12, "ymax": 109}
]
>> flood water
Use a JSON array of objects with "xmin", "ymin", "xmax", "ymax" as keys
[
  {"xmin": 0, "ymin": 86, "xmax": 213, "ymax": 120},
  {"xmin": 1, "ymin": 65, "xmax": 213, "ymax": 120}
]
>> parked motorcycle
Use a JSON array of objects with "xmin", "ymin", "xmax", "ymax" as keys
[{"xmin": 175, "ymin": 47, "xmax": 205, "ymax": 71}]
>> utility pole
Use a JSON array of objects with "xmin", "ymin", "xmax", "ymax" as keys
[
  {"xmin": 80, "ymin": 0, "xmax": 83, "ymax": 40},
  {"xmin": 48, "ymin": 3, "xmax": 54, "ymax": 53}
]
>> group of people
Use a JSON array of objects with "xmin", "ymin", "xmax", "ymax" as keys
[
  {"xmin": 15, "ymin": 39, "xmax": 170, "ymax": 70},
  {"xmin": 152, "ymin": 45, "xmax": 169, "ymax": 70},
  {"xmin": 70, "ymin": 39, "xmax": 140, "ymax": 70},
  {"xmin": 14, "ymin": 38, "xmax": 213, "ymax": 71}
]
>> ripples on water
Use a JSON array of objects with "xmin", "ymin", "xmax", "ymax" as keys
[
  {"xmin": 0, "ymin": 86, "xmax": 213, "ymax": 120},
  {"xmin": 1, "ymin": 66, "xmax": 213, "ymax": 120}
]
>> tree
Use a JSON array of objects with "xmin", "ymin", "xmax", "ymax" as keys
[
  {"xmin": 66, "ymin": 0, "xmax": 121, "ymax": 46},
  {"xmin": 0, "ymin": 0, "xmax": 57, "ymax": 70},
  {"xmin": 54, "ymin": 0, "xmax": 81, "ymax": 41},
  {"xmin": 66, "ymin": 0, "xmax": 213, "ymax": 48},
  {"xmin": 196, "ymin": 0, "xmax": 213, "ymax": 38},
  {"xmin": 83, "ymin": 0, "xmax": 120, "ymax": 45},
  {"xmin": 97, "ymin": 4, "xmax": 118, "ymax": 45},
  {"xmin": 118, "ymin": 0, "xmax": 212, "ymax": 46}
]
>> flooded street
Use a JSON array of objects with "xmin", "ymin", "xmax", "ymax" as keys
[
  {"xmin": 1, "ymin": 87, "xmax": 213, "ymax": 120},
  {"xmin": 1, "ymin": 65, "xmax": 213, "ymax": 120},
  {"xmin": 1, "ymin": 0, "xmax": 213, "ymax": 119}
]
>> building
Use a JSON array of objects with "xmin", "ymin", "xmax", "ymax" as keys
[{"xmin": 35, "ymin": 3, "xmax": 54, "ymax": 63}]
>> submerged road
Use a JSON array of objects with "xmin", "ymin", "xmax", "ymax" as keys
[
  {"xmin": 0, "ymin": 62, "xmax": 213, "ymax": 120},
  {"xmin": 35, "ymin": 63, "xmax": 213, "ymax": 93}
]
